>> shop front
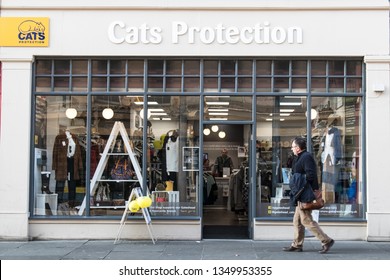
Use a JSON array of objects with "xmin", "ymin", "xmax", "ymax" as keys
[{"xmin": 1, "ymin": 1, "xmax": 390, "ymax": 241}]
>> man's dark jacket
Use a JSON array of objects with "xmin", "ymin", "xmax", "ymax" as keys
[{"xmin": 289, "ymin": 150, "xmax": 318, "ymax": 206}]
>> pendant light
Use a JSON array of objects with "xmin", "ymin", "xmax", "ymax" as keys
[
  {"xmin": 102, "ymin": 96, "xmax": 114, "ymax": 119},
  {"xmin": 218, "ymin": 131, "xmax": 226, "ymax": 138},
  {"xmin": 203, "ymin": 128, "xmax": 211, "ymax": 135},
  {"xmin": 211, "ymin": 125, "xmax": 219, "ymax": 132},
  {"xmin": 65, "ymin": 96, "xmax": 77, "ymax": 119}
]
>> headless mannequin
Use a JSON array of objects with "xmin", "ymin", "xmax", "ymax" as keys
[{"xmin": 53, "ymin": 130, "xmax": 82, "ymax": 208}]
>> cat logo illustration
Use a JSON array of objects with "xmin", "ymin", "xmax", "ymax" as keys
[{"xmin": 18, "ymin": 20, "xmax": 46, "ymax": 41}]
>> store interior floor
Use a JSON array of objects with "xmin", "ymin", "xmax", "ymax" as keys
[{"xmin": 202, "ymin": 206, "xmax": 249, "ymax": 239}]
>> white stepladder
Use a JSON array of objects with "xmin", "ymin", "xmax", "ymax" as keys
[
  {"xmin": 78, "ymin": 121, "xmax": 143, "ymax": 215},
  {"xmin": 114, "ymin": 186, "xmax": 156, "ymax": 244}
]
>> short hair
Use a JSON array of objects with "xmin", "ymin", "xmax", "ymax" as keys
[{"xmin": 293, "ymin": 137, "xmax": 307, "ymax": 150}]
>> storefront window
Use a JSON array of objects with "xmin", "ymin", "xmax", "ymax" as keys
[
  {"xmin": 33, "ymin": 95, "xmax": 87, "ymax": 216},
  {"xmin": 32, "ymin": 58, "xmax": 364, "ymax": 221},
  {"xmin": 256, "ymin": 95, "xmax": 363, "ymax": 219}
]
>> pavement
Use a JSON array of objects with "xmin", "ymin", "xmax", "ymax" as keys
[{"xmin": 1, "ymin": 238, "xmax": 390, "ymax": 260}]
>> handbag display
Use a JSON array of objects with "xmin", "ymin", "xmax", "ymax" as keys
[
  {"xmin": 299, "ymin": 189, "xmax": 325, "ymax": 210},
  {"xmin": 110, "ymin": 158, "xmax": 134, "ymax": 180}
]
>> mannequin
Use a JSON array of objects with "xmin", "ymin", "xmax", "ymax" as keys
[
  {"xmin": 321, "ymin": 114, "xmax": 342, "ymax": 203},
  {"xmin": 161, "ymin": 129, "xmax": 179, "ymax": 191},
  {"xmin": 52, "ymin": 129, "xmax": 83, "ymax": 207}
]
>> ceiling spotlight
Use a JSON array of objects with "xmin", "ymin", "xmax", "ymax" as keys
[
  {"xmin": 218, "ymin": 131, "xmax": 226, "ymax": 138},
  {"xmin": 65, "ymin": 108, "xmax": 77, "ymax": 119},
  {"xmin": 102, "ymin": 108, "xmax": 114, "ymax": 120},
  {"xmin": 211, "ymin": 125, "xmax": 219, "ymax": 132},
  {"xmin": 203, "ymin": 128, "xmax": 211, "ymax": 136}
]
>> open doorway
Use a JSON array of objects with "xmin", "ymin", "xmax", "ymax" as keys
[{"xmin": 202, "ymin": 124, "xmax": 251, "ymax": 239}]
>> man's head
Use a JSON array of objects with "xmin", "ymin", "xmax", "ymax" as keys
[
  {"xmin": 291, "ymin": 137, "xmax": 306, "ymax": 156},
  {"xmin": 221, "ymin": 148, "xmax": 228, "ymax": 158}
]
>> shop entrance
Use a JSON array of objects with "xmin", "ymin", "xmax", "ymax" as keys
[{"xmin": 202, "ymin": 124, "xmax": 251, "ymax": 239}]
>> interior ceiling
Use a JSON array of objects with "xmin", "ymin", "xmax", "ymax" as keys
[{"xmin": 72, "ymin": 95, "xmax": 326, "ymax": 122}]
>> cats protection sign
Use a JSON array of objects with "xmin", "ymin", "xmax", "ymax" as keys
[{"xmin": 0, "ymin": 17, "xmax": 49, "ymax": 47}]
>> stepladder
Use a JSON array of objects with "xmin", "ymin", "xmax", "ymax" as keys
[{"xmin": 114, "ymin": 186, "xmax": 156, "ymax": 244}]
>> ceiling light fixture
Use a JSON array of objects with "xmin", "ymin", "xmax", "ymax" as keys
[
  {"xmin": 65, "ymin": 97, "xmax": 78, "ymax": 119},
  {"xmin": 203, "ymin": 128, "xmax": 211, "ymax": 135},
  {"xmin": 102, "ymin": 96, "xmax": 114, "ymax": 120},
  {"xmin": 209, "ymin": 112, "xmax": 229, "ymax": 116},
  {"xmin": 218, "ymin": 131, "xmax": 226, "ymax": 138},
  {"xmin": 206, "ymin": 101, "xmax": 230, "ymax": 106},
  {"xmin": 211, "ymin": 125, "xmax": 219, "ymax": 132},
  {"xmin": 280, "ymin": 102, "xmax": 302, "ymax": 106},
  {"xmin": 134, "ymin": 101, "xmax": 158, "ymax": 105},
  {"xmin": 139, "ymin": 108, "xmax": 151, "ymax": 119},
  {"xmin": 305, "ymin": 108, "xmax": 318, "ymax": 120}
]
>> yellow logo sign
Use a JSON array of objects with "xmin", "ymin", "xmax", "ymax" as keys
[{"xmin": 0, "ymin": 17, "xmax": 49, "ymax": 47}]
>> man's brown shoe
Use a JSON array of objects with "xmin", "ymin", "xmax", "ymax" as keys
[
  {"xmin": 282, "ymin": 246, "xmax": 303, "ymax": 252},
  {"xmin": 319, "ymin": 239, "xmax": 334, "ymax": 254}
]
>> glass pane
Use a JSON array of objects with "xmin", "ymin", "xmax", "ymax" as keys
[
  {"xmin": 204, "ymin": 95, "xmax": 252, "ymax": 121},
  {"xmin": 311, "ymin": 60, "xmax": 326, "ymax": 75},
  {"xmin": 33, "ymin": 95, "xmax": 87, "ymax": 216},
  {"xmin": 166, "ymin": 60, "xmax": 182, "ymax": 75},
  {"xmin": 127, "ymin": 77, "xmax": 144, "ymax": 92},
  {"xmin": 92, "ymin": 60, "xmax": 107, "ymax": 75},
  {"xmin": 311, "ymin": 78, "xmax": 326, "ymax": 92},
  {"xmin": 292, "ymin": 78, "xmax": 307, "ymax": 93},
  {"xmin": 256, "ymin": 95, "xmax": 307, "ymax": 218},
  {"xmin": 311, "ymin": 96, "xmax": 363, "ymax": 218},
  {"xmin": 54, "ymin": 60, "xmax": 70, "ymax": 74},
  {"xmin": 91, "ymin": 77, "xmax": 107, "ymax": 91},
  {"xmin": 220, "ymin": 60, "xmax": 235, "ymax": 75},
  {"xmin": 128, "ymin": 60, "xmax": 144, "ymax": 75},
  {"xmin": 347, "ymin": 78, "xmax": 362, "ymax": 93},
  {"xmin": 143, "ymin": 95, "xmax": 200, "ymax": 217},
  {"xmin": 274, "ymin": 77, "xmax": 289, "ymax": 92},
  {"xmin": 237, "ymin": 77, "xmax": 252, "ymax": 92},
  {"xmin": 184, "ymin": 77, "xmax": 200, "ymax": 92},
  {"xmin": 166, "ymin": 77, "xmax": 181, "ymax": 92},
  {"xmin": 274, "ymin": 60, "xmax": 289, "ymax": 75},
  {"xmin": 184, "ymin": 60, "xmax": 200, "ymax": 75},
  {"xmin": 256, "ymin": 60, "xmax": 272, "ymax": 75},
  {"xmin": 347, "ymin": 61, "xmax": 362, "ymax": 76},
  {"xmin": 221, "ymin": 77, "xmax": 235, "ymax": 92},
  {"xmin": 109, "ymin": 77, "xmax": 125, "ymax": 92},
  {"xmin": 36, "ymin": 60, "xmax": 52, "ymax": 75},
  {"xmin": 148, "ymin": 77, "xmax": 163, "ymax": 92},
  {"xmin": 54, "ymin": 77, "xmax": 69, "ymax": 91},
  {"xmin": 292, "ymin": 61, "xmax": 307, "ymax": 75},
  {"xmin": 256, "ymin": 77, "xmax": 271, "ymax": 92},
  {"xmin": 148, "ymin": 60, "xmax": 164, "ymax": 75},
  {"xmin": 329, "ymin": 61, "xmax": 344, "ymax": 75},
  {"xmin": 329, "ymin": 78, "xmax": 344, "ymax": 93},
  {"xmin": 204, "ymin": 60, "xmax": 218, "ymax": 75},
  {"xmin": 72, "ymin": 77, "xmax": 87, "ymax": 92},
  {"xmin": 72, "ymin": 60, "xmax": 88, "ymax": 75},
  {"xmin": 110, "ymin": 60, "xmax": 126, "ymax": 74},
  {"xmin": 36, "ymin": 77, "xmax": 51, "ymax": 92},
  {"xmin": 204, "ymin": 77, "xmax": 218, "ymax": 92},
  {"xmin": 238, "ymin": 60, "xmax": 252, "ymax": 75}
]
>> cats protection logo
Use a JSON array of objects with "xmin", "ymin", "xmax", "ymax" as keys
[{"xmin": 0, "ymin": 17, "xmax": 49, "ymax": 47}]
